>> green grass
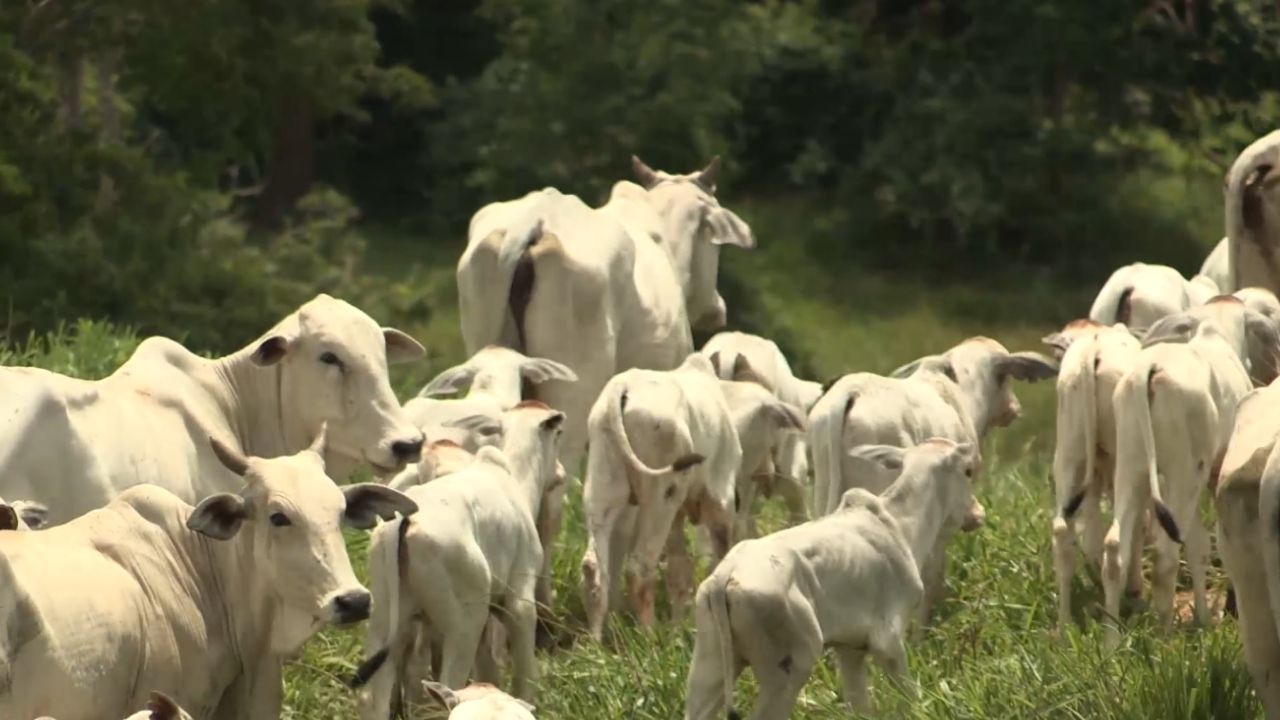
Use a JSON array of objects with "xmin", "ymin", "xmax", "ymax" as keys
[{"xmin": 7, "ymin": 197, "xmax": 1260, "ymax": 719}]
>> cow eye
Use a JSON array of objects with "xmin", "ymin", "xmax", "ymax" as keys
[
  {"xmin": 319, "ymin": 352, "xmax": 344, "ymax": 370},
  {"xmin": 269, "ymin": 512, "xmax": 292, "ymax": 527}
]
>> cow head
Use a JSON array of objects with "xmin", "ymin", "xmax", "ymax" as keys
[
  {"xmin": 121, "ymin": 692, "xmax": 195, "ymax": 720},
  {"xmin": 188, "ymin": 430, "xmax": 418, "ymax": 653},
  {"xmin": 418, "ymin": 346, "xmax": 578, "ymax": 406},
  {"xmin": 0, "ymin": 497, "xmax": 49, "ymax": 531},
  {"xmin": 449, "ymin": 401, "xmax": 565, "ymax": 502},
  {"xmin": 1227, "ymin": 130, "xmax": 1280, "ymax": 293},
  {"xmin": 631, "ymin": 155, "xmax": 754, "ymax": 331},
  {"xmin": 893, "ymin": 337, "xmax": 1057, "ymax": 437},
  {"xmin": 249, "ymin": 294, "xmax": 426, "ymax": 477},
  {"xmin": 848, "ymin": 438, "xmax": 984, "ymax": 533},
  {"xmin": 1141, "ymin": 295, "xmax": 1280, "ymax": 384},
  {"xmin": 422, "ymin": 681, "xmax": 536, "ymax": 718}
]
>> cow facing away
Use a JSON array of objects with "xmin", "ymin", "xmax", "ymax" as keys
[
  {"xmin": 683, "ymin": 438, "xmax": 983, "ymax": 720},
  {"xmin": 1227, "ymin": 130, "xmax": 1280, "ymax": 294},
  {"xmin": 0, "ymin": 430, "xmax": 418, "ymax": 720},
  {"xmin": 715, "ymin": 378, "xmax": 807, "ymax": 539},
  {"xmin": 0, "ymin": 293, "xmax": 425, "ymax": 525},
  {"xmin": 1089, "ymin": 262, "xmax": 1218, "ymax": 335},
  {"xmin": 456, "ymin": 157, "xmax": 753, "ymax": 473}
]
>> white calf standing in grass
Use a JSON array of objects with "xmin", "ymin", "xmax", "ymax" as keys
[
  {"xmin": 579, "ymin": 354, "xmax": 742, "ymax": 640},
  {"xmin": 353, "ymin": 402, "xmax": 564, "ymax": 718},
  {"xmin": 683, "ymin": 438, "xmax": 983, "ymax": 720},
  {"xmin": 715, "ymin": 379, "xmax": 807, "ymax": 539},
  {"xmin": 702, "ymin": 331, "xmax": 825, "ymax": 523},
  {"xmin": 0, "ymin": 496, "xmax": 48, "ymax": 531},
  {"xmin": 1047, "ymin": 320, "xmax": 1142, "ymax": 626},
  {"xmin": 1102, "ymin": 297, "xmax": 1275, "ymax": 645}
]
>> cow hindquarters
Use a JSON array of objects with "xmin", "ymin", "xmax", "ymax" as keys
[{"xmin": 1218, "ymin": 481, "xmax": 1280, "ymax": 719}]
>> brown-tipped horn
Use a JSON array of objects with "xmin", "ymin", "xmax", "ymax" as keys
[
  {"xmin": 696, "ymin": 155, "xmax": 722, "ymax": 191},
  {"xmin": 308, "ymin": 422, "xmax": 329, "ymax": 457},
  {"xmin": 631, "ymin": 155, "xmax": 660, "ymax": 188}
]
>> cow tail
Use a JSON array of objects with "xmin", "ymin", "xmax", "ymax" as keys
[{"xmin": 349, "ymin": 516, "xmax": 411, "ymax": 689}]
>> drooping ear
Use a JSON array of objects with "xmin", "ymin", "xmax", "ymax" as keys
[
  {"xmin": 14, "ymin": 501, "xmax": 49, "ymax": 530},
  {"xmin": 251, "ymin": 335, "xmax": 290, "ymax": 366},
  {"xmin": 696, "ymin": 155, "xmax": 722, "ymax": 193},
  {"xmin": 209, "ymin": 436, "xmax": 250, "ymax": 477},
  {"xmin": 146, "ymin": 691, "xmax": 190, "ymax": 720},
  {"xmin": 422, "ymin": 681, "xmax": 461, "ymax": 710},
  {"xmin": 418, "ymin": 362, "xmax": 478, "ymax": 398},
  {"xmin": 384, "ymin": 328, "xmax": 426, "ymax": 365},
  {"xmin": 847, "ymin": 444, "xmax": 906, "ymax": 474},
  {"xmin": 1245, "ymin": 310, "xmax": 1280, "ymax": 383},
  {"xmin": 631, "ymin": 155, "xmax": 661, "ymax": 189},
  {"xmin": 995, "ymin": 352, "xmax": 1058, "ymax": 382},
  {"xmin": 705, "ymin": 207, "xmax": 755, "ymax": 249},
  {"xmin": 343, "ymin": 484, "xmax": 419, "ymax": 530},
  {"xmin": 541, "ymin": 411, "xmax": 567, "ymax": 432},
  {"xmin": 0, "ymin": 505, "xmax": 18, "ymax": 531},
  {"xmin": 520, "ymin": 357, "xmax": 578, "ymax": 385},
  {"xmin": 443, "ymin": 413, "xmax": 505, "ymax": 441},
  {"xmin": 187, "ymin": 493, "xmax": 250, "ymax": 541},
  {"xmin": 892, "ymin": 354, "xmax": 953, "ymax": 381},
  {"xmin": 731, "ymin": 354, "xmax": 771, "ymax": 388},
  {"xmin": 1141, "ymin": 313, "xmax": 1198, "ymax": 348},
  {"xmin": 1040, "ymin": 332, "xmax": 1072, "ymax": 357},
  {"xmin": 764, "ymin": 400, "xmax": 806, "ymax": 433}
]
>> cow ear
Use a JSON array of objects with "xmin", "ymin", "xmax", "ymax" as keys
[
  {"xmin": 16, "ymin": 501, "xmax": 49, "ymax": 530},
  {"xmin": 188, "ymin": 493, "xmax": 250, "ymax": 541},
  {"xmin": 422, "ymin": 681, "xmax": 461, "ymax": 710},
  {"xmin": 995, "ymin": 352, "xmax": 1058, "ymax": 382},
  {"xmin": 520, "ymin": 357, "xmax": 578, "ymax": 385},
  {"xmin": 251, "ymin": 335, "xmax": 290, "ymax": 366},
  {"xmin": 343, "ymin": 484, "xmax": 419, "ymax": 530},
  {"xmin": 146, "ymin": 691, "xmax": 187, "ymax": 720},
  {"xmin": 541, "ymin": 411, "xmax": 567, "ymax": 432},
  {"xmin": 765, "ymin": 400, "xmax": 806, "ymax": 433},
  {"xmin": 443, "ymin": 413, "xmax": 505, "ymax": 441},
  {"xmin": 731, "ymin": 355, "xmax": 771, "ymax": 388},
  {"xmin": 1041, "ymin": 332, "xmax": 1072, "ymax": 356},
  {"xmin": 419, "ymin": 363, "xmax": 477, "ymax": 398},
  {"xmin": 384, "ymin": 328, "xmax": 425, "ymax": 365},
  {"xmin": 0, "ymin": 505, "xmax": 18, "ymax": 531},
  {"xmin": 209, "ymin": 437, "xmax": 250, "ymax": 477},
  {"xmin": 706, "ymin": 207, "xmax": 755, "ymax": 249},
  {"xmin": 847, "ymin": 444, "xmax": 905, "ymax": 473},
  {"xmin": 1142, "ymin": 313, "xmax": 1197, "ymax": 348}
]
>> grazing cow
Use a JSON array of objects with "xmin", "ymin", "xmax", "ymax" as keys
[
  {"xmin": 0, "ymin": 294, "xmax": 425, "ymax": 525},
  {"xmin": 808, "ymin": 338, "xmax": 1054, "ymax": 622},
  {"xmin": 1102, "ymin": 306, "xmax": 1256, "ymax": 645},
  {"xmin": 353, "ymin": 403, "xmax": 565, "ymax": 718},
  {"xmin": 683, "ymin": 438, "xmax": 983, "ymax": 720},
  {"xmin": 0, "ymin": 497, "xmax": 49, "ymax": 532},
  {"xmin": 0, "ymin": 431, "xmax": 418, "ymax": 720},
  {"xmin": 1216, "ymin": 378, "xmax": 1280, "ymax": 717},
  {"xmin": 404, "ymin": 346, "xmax": 577, "ymax": 452},
  {"xmin": 1226, "ymin": 130, "xmax": 1280, "ymax": 294},
  {"xmin": 716, "ymin": 379, "xmax": 807, "ymax": 539},
  {"xmin": 422, "ymin": 681, "xmax": 536, "ymax": 720},
  {"xmin": 580, "ymin": 354, "xmax": 741, "ymax": 640},
  {"xmin": 1089, "ymin": 262, "xmax": 1219, "ymax": 335},
  {"xmin": 1202, "ymin": 237, "xmax": 1231, "ymax": 291},
  {"xmin": 701, "ymin": 331, "xmax": 823, "ymax": 523},
  {"xmin": 456, "ymin": 157, "xmax": 754, "ymax": 473},
  {"xmin": 1047, "ymin": 321, "xmax": 1142, "ymax": 626}
]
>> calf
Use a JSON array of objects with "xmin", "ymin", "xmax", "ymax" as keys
[
  {"xmin": 683, "ymin": 438, "xmax": 983, "ymax": 720},
  {"xmin": 422, "ymin": 681, "xmax": 537, "ymax": 720},
  {"xmin": 0, "ymin": 496, "xmax": 48, "ymax": 531},
  {"xmin": 702, "ymin": 332, "xmax": 824, "ymax": 521},
  {"xmin": 1103, "ymin": 315, "xmax": 1254, "ymax": 645},
  {"xmin": 353, "ymin": 402, "xmax": 565, "ymax": 718},
  {"xmin": 0, "ymin": 429, "xmax": 417, "ymax": 720},
  {"xmin": 36, "ymin": 692, "xmax": 194, "ymax": 720},
  {"xmin": 1049, "ymin": 322, "xmax": 1142, "ymax": 626},
  {"xmin": 580, "ymin": 353, "xmax": 740, "ymax": 640},
  {"xmin": 716, "ymin": 379, "xmax": 807, "ymax": 539}
]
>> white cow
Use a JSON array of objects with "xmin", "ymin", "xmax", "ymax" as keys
[
  {"xmin": 1102, "ymin": 302, "xmax": 1258, "ymax": 646},
  {"xmin": 1226, "ymin": 130, "xmax": 1280, "ymax": 294},
  {"xmin": 0, "ymin": 431, "xmax": 418, "ymax": 720},
  {"xmin": 353, "ymin": 402, "xmax": 564, "ymax": 717},
  {"xmin": 683, "ymin": 438, "xmax": 983, "ymax": 720},
  {"xmin": 716, "ymin": 379, "xmax": 807, "ymax": 539},
  {"xmin": 0, "ymin": 294, "xmax": 425, "ymax": 525},
  {"xmin": 456, "ymin": 157, "xmax": 754, "ymax": 473},
  {"xmin": 1047, "ymin": 321, "xmax": 1142, "ymax": 626},
  {"xmin": 701, "ymin": 331, "xmax": 823, "ymax": 523},
  {"xmin": 1202, "ymin": 237, "xmax": 1231, "ymax": 291},
  {"xmin": 1215, "ymin": 378, "xmax": 1280, "ymax": 717},
  {"xmin": 580, "ymin": 353, "xmax": 741, "ymax": 640},
  {"xmin": 0, "ymin": 497, "xmax": 49, "ymax": 532},
  {"xmin": 422, "ymin": 681, "xmax": 536, "ymax": 720},
  {"xmin": 1089, "ymin": 262, "xmax": 1217, "ymax": 335},
  {"xmin": 123, "ymin": 692, "xmax": 194, "ymax": 720}
]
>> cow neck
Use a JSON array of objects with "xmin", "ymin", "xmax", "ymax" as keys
[
  {"xmin": 921, "ymin": 370, "xmax": 985, "ymax": 442},
  {"xmin": 881, "ymin": 474, "xmax": 946, "ymax": 573},
  {"xmin": 187, "ymin": 519, "xmax": 272, "ymax": 681},
  {"xmin": 499, "ymin": 433, "xmax": 547, "ymax": 516},
  {"xmin": 211, "ymin": 348, "xmax": 294, "ymax": 459}
]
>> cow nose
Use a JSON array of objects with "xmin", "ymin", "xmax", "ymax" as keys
[
  {"xmin": 334, "ymin": 590, "xmax": 372, "ymax": 623},
  {"xmin": 391, "ymin": 436, "xmax": 424, "ymax": 463}
]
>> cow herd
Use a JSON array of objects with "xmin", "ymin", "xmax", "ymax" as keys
[{"xmin": 5, "ymin": 134, "xmax": 1280, "ymax": 720}]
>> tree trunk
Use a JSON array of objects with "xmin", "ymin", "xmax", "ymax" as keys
[
  {"xmin": 58, "ymin": 53, "xmax": 83, "ymax": 131},
  {"xmin": 253, "ymin": 92, "xmax": 316, "ymax": 231}
]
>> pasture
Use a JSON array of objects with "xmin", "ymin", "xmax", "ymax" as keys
[{"xmin": 3, "ymin": 198, "xmax": 1255, "ymax": 719}]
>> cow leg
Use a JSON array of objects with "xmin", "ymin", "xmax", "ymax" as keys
[
  {"xmin": 438, "ymin": 604, "xmax": 487, "ymax": 692},
  {"xmin": 874, "ymin": 632, "xmax": 917, "ymax": 706},
  {"xmin": 1103, "ymin": 464, "xmax": 1147, "ymax": 647},
  {"xmin": 916, "ymin": 542, "xmax": 947, "ymax": 627},
  {"xmin": 535, "ymin": 481, "xmax": 565, "ymax": 647},
  {"xmin": 1218, "ymin": 484, "xmax": 1280, "ymax": 717},
  {"xmin": 582, "ymin": 470, "xmax": 630, "ymax": 641},
  {"xmin": 1150, "ymin": 528, "xmax": 1180, "ymax": 630},
  {"xmin": 1186, "ymin": 517, "xmax": 1212, "ymax": 626},
  {"xmin": 1052, "ymin": 512, "xmax": 1077, "ymax": 627},
  {"xmin": 734, "ymin": 472, "xmax": 758, "ymax": 541},
  {"xmin": 746, "ymin": 654, "xmax": 815, "ymax": 720},
  {"xmin": 665, "ymin": 509, "xmax": 695, "ymax": 623},
  {"xmin": 472, "ymin": 618, "xmax": 501, "ymax": 686},
  {"xmin": 629, "ymin": 488, "xmax": 685, "ymax": 627},
  {"xmin": 503, "ymin": 577, "xmax": 540, "ymax": 701},
  {"xmin": 833, "ymin": 645, "xmax": 871, "ymax": 713},
  {"xmin": 700, "ymin": 495, "xmax": 735, "ymax": 562},
  {"xmin": 684, "ymin": 594, "xmax": 743, "ymax": 720},
  {"xmin": 773, "ymin": 473, "xmax": 809, "ymax": 527},
  {"xmin": 1082, "ymin": 466, "xmax": 1107, "ymax": 567}
]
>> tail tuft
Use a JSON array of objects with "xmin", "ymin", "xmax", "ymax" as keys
[
  {"xmin": 1153, "ymin": 500, "xmax": 1182, "ymax": 544},
  {"xmin": 728, "ymin": 711, "xmax": 742, "ymax": 720},
  {"xmin": 1061, "ymin": 490, "xmax": 1087, "ymax": 520},
  {"xmin": 674, "ymin": 453, "xmax": 706, "ymax": 472},
  {"xmin": 348, "ymin": 647, "xmax": 390, "ymax": 689}
]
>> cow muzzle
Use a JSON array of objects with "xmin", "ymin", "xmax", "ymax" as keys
[
  {"xmin": 330, "ymin": 588, "xmax": 373, "ymax": 625},
  {"xmin": 962, "ymin": 500, "xmax": 986, "ymax": 533}
]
